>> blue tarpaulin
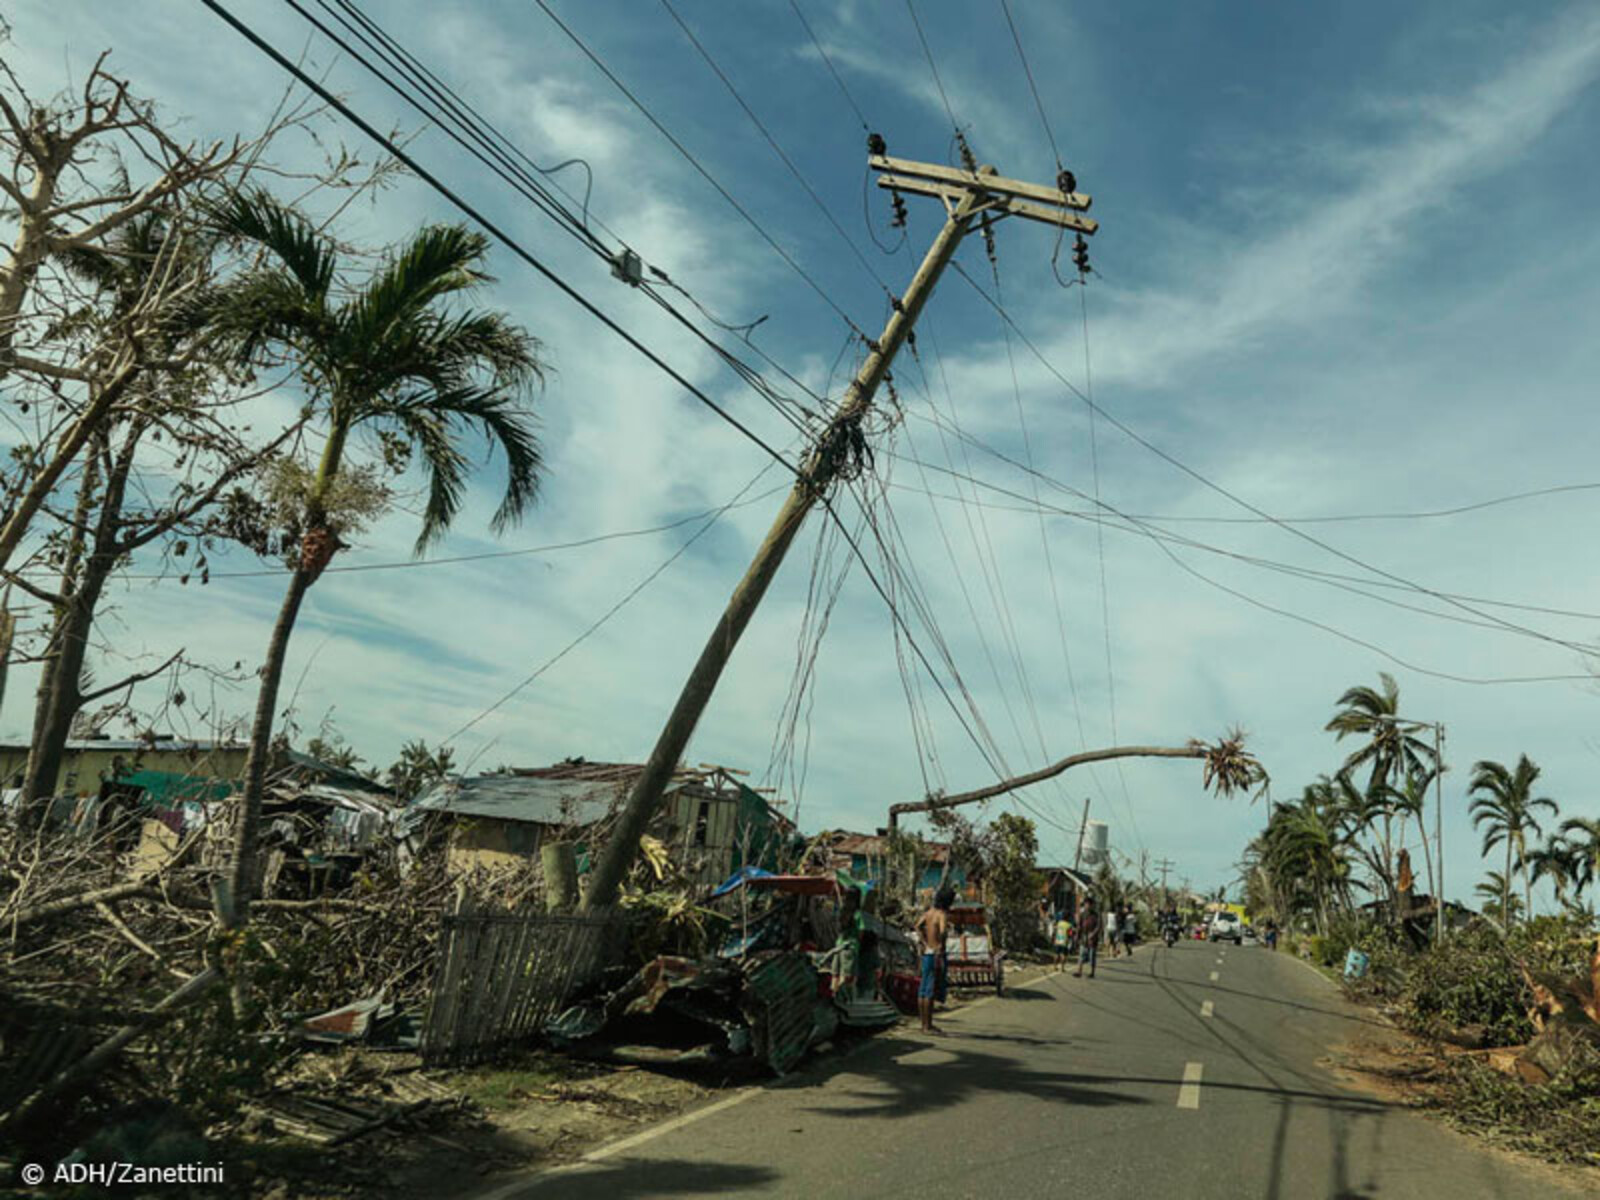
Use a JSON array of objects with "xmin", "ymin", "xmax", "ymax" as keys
[{"xmin": 710, "ymin": 865, "xmax": 775, "ymax": 898}]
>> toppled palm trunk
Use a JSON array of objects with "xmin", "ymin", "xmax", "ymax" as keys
[
  {"xmin": 888, "ymin": 729, "xmax": 1268, "ymax": 828},
  {"xmin": 1512, "ymin": 935, "xmax": 1600, "ymax": 1085}
]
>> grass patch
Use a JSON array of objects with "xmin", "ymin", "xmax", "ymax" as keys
[
  {"xmin": 453, "ymin": 1052, "xmax": 602, "ymax": 1111},
  {"xmin": 457, "ymin": 1066, "xmax": 566, "ymax": 1111}
]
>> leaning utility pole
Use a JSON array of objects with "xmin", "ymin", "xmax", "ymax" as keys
[{"xmin": 582, "ymin": 152, "xmax": 1097, "ymax": 910}]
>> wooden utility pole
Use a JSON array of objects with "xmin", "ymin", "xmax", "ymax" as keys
[
  {"xmin": 582, "ymin": 154, "xmax": 1096, "ymax": 911},
  {"xmin": 1434, "ymin": 723, "xmax": 1445, "ymax": 944},
  {"xmin": 1155, "ymin": 856, "xmax": 1176, "ymax": 904},
  {"xmin": 1071, "ymin": 797, "xmax": 1091, "ymax": 875}
]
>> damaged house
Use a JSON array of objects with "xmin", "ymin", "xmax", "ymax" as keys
[
  {"xmin": 824, "ymin": 830, "xmax": 970, "ymax": 899},
  {"xmin": 113, "ymin": 749, "xmax": 399, "ymax": 894},
  {"xmin": 409, "ymin": 759, "xmax": 793, "ymax": 887}
]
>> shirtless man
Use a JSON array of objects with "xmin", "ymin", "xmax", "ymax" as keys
[{"xmin": 915, "ymin": 889, "xmax": 952, "ymax": 1033}]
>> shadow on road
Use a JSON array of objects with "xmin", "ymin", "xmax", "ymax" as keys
[
  {"xmin": 794, "ymin": 1040, "xmax": 1151, "ymax": 1119},
  {"xmin": 486, "ymin": 1156, "xmax": 780, "ymax": 1198},
  {"xmin": 994, "ymin": 985, "xmax": 1052, "ymax": 1001},
  {"xmin": 1151, "ymin": 970, "xmax": 1393, "ymax": 1030}
]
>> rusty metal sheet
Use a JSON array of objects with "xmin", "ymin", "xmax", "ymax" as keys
[{"xmin": 740, "ymin": 951, "xmax": 820, "ymax": 1075}]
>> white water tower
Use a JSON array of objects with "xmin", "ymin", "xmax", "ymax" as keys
[{"xmin": 1079, "ymin": 819, "xmax": 1109, "ymax": 866}]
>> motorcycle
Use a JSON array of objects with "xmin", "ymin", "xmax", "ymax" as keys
[{"xmin": 1162, "ymin": 922, "xmax": 1179, "ymax": 948}]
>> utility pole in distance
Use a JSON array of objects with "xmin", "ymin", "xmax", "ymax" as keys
[
  {"xmin": 1071, "ymin": 798, "xmax": 1091, "ymax": 875},
  {"xmin": 1155, "ymin": 856, "xmax": 1175, "ymax": 905},
  {"xmin": 583, "ymin": 153, "xmax": 1098, "ymax": 910}
]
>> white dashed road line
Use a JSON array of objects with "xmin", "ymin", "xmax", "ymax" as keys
[
  {"xmin": 1201, "ymin": 1000, "xmax": 1215, "ymax": 1019},
  {"xmin": 1177, "ymin": 1061, "xmax": 1204, "ymax": 1109},
  {"xmin": 1209, "ymin": 970, "xmax": 1219, "ymax": 981}
]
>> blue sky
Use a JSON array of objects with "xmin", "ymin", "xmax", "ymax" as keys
[{"xmin": 6, "ymin": 1, "xmax": 1600, "ymax": 904}]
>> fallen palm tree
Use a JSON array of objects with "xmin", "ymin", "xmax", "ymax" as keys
[
  {"xmin": 1510, "ymin": 931, "xmax": 1600, "ymax": 1086},
  {"xmin": 887, "ymin": 729, "xmax": 1268, "ymax": 829}
]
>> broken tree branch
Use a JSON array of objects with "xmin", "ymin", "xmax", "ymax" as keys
[{"xmin": 0, "ymin": 965, "xmax": 222, "ymax": 1133}]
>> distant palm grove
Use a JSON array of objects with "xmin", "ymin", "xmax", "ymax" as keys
[{"xmin": 1244, "ymin": 672, "xmax": 1600, "ymax": 937}]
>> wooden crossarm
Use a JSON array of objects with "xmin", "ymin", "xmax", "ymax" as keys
[
  {"xmin": 870, "ymin": 153, "xmax": 1092, "ymax": 211},
  {"xmin": 877, "ymin": 174, "xmax": 1099, "ymax": 236}
]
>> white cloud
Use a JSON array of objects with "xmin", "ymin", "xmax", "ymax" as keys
[{"xmin": 6, "ymin": 2, "xmax": 1600, "ymax": 896}]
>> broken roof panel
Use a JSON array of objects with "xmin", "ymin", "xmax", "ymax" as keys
[
  {"xmin": 283, "ymin": 784, "xmax": 398, "ymax": 817},
  {"xmin": 510, "ymin": 759, "xmax": 711, "ymax": 786},
  {"xmin": 828, "ymin": 831, "xmax": 951, "ymax": 861},
  {"xmin": 411, "ymin": 773, "xmax": 686, "ymax": 827}
]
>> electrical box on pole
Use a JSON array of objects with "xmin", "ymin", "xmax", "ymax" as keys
[{"xmin": 582, "ymin": 150, "xmax": 1099, "ymax": 911}]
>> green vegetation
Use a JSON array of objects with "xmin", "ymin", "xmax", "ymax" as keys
[{"xmin": 1242, "ymin": 672, "xmax": 1599, "ymax": 1169}]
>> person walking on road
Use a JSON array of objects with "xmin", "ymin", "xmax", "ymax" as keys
[
  {"xmin": 1121, "ymin": 905, "xmax": 1138, "ymax": 957},
  {"xmin": 916, "ymin": 888, "xmax": 952, "ymax": 1033},
  {"xmin": 1074, "ymin": 899, "xmax": 1100, "ymax": 978},
  {"xmin": 1052, "ymin": 912, "xmax": 1073, "ymax": 972},
  {"xmin": 1104, "ymin": 904, "xmax": 1120, "ymax": 958}
]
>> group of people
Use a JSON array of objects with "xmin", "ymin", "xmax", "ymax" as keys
[{"xmin": 1041, "ymin": 899, "xmax": 1189, "ymax": 979}]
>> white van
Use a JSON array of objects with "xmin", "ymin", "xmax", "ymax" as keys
[{"xmin": 1208, "ymin": 911, "xmax": 1243, "ymax": 945}]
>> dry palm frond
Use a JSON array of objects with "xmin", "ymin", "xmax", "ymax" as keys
[
  {"xmin": 1196, "ymin": 728, "xmax": 1270, "ymax": 801},
  {"xmin": 637, "ymin": 835, "xmax": 671, "ymax": 882}
]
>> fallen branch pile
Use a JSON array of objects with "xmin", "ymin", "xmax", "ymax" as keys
[{"xmin": 0, "ymin": 814, "xmax": 469, "ymax": 1156}]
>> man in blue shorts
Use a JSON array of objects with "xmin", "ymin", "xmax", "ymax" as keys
[{"xmin": 915, "ymin": 888, "xmax": 952, "ymax": 1033}]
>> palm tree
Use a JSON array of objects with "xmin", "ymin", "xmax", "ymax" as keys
[
  {"xmin": 387, "ymin": 739, "xmax": 458, "ymax": 802},
  {"xmin": 1467, "ymin": 755, "xmax": 1558, "ymax": 925},
  {"xmin": 209, "ymin": 191, "xmax": 546, "ymax": 905},
  {"xmin": 1474, "ymin": 871, "xmax": 1523, "ymax": 924},
  {"xmin": 1556, "ymin": 816, "xmax": 1600, "ymax": 901},
  {"xmin": 1527, "ymin": 836, "xmax": 1582, "ymax": 915},
  {"xmin": 1325, "ymin": 673, "xmax": 1436, "ymax": 913},
  {"xmin": 1326, "ymin": 673, "xmax": 1437, "ymax": 790},
  {"xmin": 1253, "ymin": 784, "xmax": 1360, "ymax": 936}
]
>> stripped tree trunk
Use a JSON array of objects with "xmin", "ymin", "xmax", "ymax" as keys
[{"xmin": 227, "ymin": 565, "xmax": 314, "ymax": 909}]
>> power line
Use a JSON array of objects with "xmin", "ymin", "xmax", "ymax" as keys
[
  {"xmin": 888, "ymin": 434, "xmax": 1595, "ymax": 686},
  {"xmin": 1110, "ymin": 482, "xmax": 1600, "ymax": 526},
  {"xmin": 77, "ymin": 485, "xmax": 791, "ymax": 581},
  {"xmin": 997, "ymin": 0, "xmax": 1061, "ymax": 166},
  {"xmin": 916, "ymin": 309, "xmax": 1092, "ymax": 846},
  {"xmin": 531, "ymin": 0, "xmax": 869, "ymax": 338},
  {"xmin": 291, "ymin": 0, "xmax": 824, "ymax": 438},
  {"xmin": 201, "ymin": 0, "xmax": 805, "ymax": 484},
  {"xmin": 903, "ymin": 0, "xmax": 960, "ymax": 133},
  {"xmin": 1078, "ymin": 279, "xmax": 1145, "ymax": 857},
  {"xmin": 878, "ymin": 475, "xmax": 1600, "ymax": 538},
  {"xmin": 949, "ymin": 262, "xmax": 1600, "ymax": 660},
  {"xmin": 980, "ymin": 273, "xmax": 1119, "ymax": 846},
  {"xmin": 657, "ymin": 0, "xmax": 891, "ymax": 297},
  {"xmin": 442, "ymin": 460, "xmax": 781, "ymax": 745},
  {"xmin": 885, "ymin": 463, "xmax": 1600, "ymax": 630},
  {"xmin": 787, "ymin": 0, "xmax": 869, "ymax": 130}
]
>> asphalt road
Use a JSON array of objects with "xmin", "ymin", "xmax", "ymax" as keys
[{"xmin": 477, "ymin": 938, "xmax": 1590, "ymax": 1200}]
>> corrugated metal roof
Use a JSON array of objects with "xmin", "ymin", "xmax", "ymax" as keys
[
  {"xmin": 288, "ymin": 784, "xmax": 398, "ymax": 817},
  {"xmin": 0, "ymin": 736, "xmax": 247, "ymax": 754},
  {"xmin": 829, "ymin": 831, "xmax": 951, "ymax": 861},
  {"xmin": 411, "ymin": 773, "xmax": 685, "ymax": 826},
  {"xmin": 510, "ymin": 759, "xmax": 710, "ymax": 785},
  {"xmin": 282, "ymin": 750, "xmax": 394, "ymax": 796}
]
